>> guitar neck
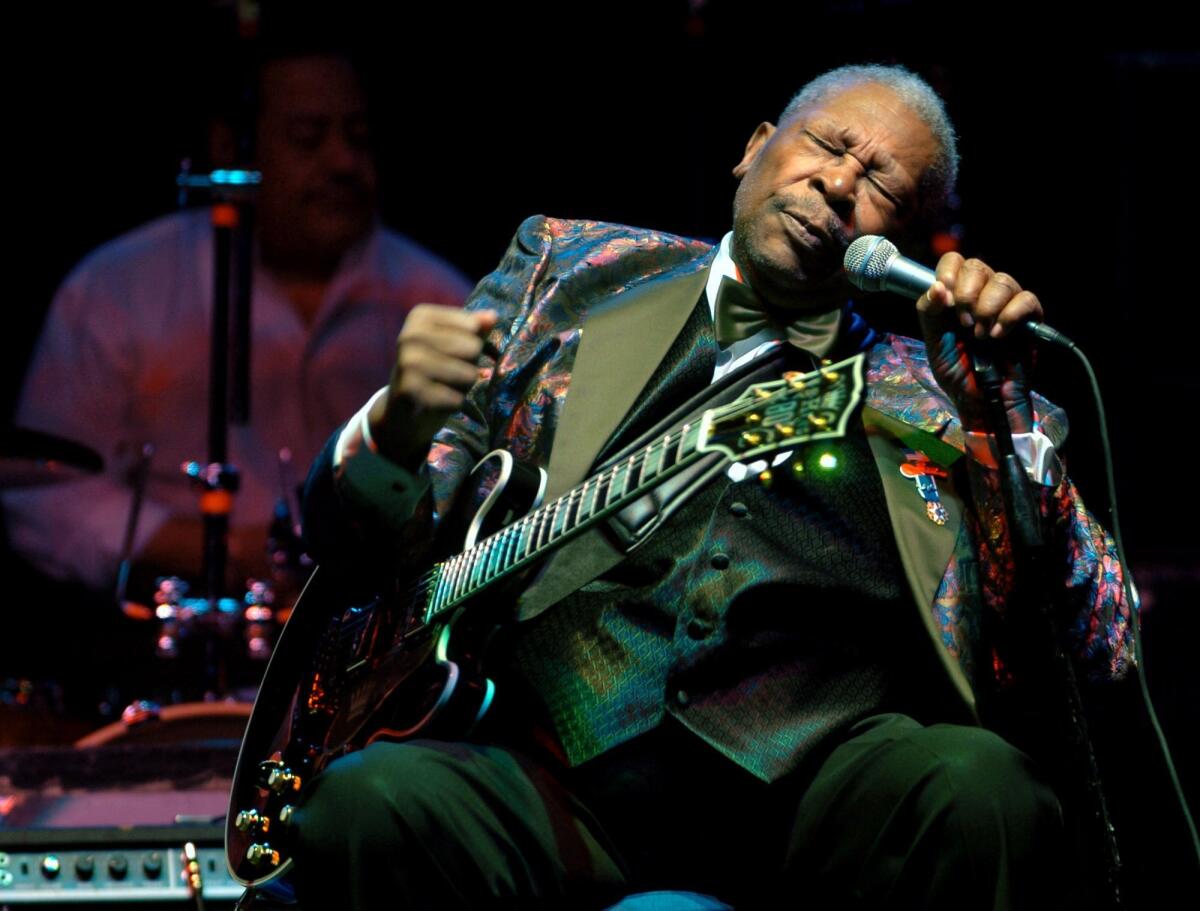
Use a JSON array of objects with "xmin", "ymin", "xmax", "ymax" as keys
[
  {"xmin": 419, "ymin": 352, "xmax": 864, "ymax": 625},
  {"xmin": 422, "ymin": 419, "xmax": 710, "ymax": 623}
]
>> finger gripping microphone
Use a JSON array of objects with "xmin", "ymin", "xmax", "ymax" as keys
[{"xmin": 843, "ymin": 235, "xmax": 1075, "ymax": 348}]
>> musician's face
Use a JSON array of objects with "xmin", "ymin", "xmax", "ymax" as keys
[
  {"xmin": 256, "ymin": 55, "xmax": 378, "ymax": 274},
  {"xmin": 731, "ymin": 81, "xmax": 937, "ymax": 310}
]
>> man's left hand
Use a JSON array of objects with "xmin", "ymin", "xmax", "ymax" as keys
[{"xmin": 916, "ymin": 252, "xmax": 1042, "ymax": 433}]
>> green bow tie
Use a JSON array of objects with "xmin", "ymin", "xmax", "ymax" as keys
[{"xmin": 712, "ymin": 275, "xmax": 840, "ymax": 354}]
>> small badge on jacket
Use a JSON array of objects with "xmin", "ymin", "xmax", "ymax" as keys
[{"xmin": 899, "ymin": 448, "xmax": 949, "ymax": 525}]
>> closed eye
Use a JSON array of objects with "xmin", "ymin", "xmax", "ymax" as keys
[{"xmin": 806, "ymin": 130, "xmax": 905, "ymax": 211}]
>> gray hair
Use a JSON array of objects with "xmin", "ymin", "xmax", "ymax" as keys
[{"xmin": 781, "ymin": 64, "xmax": 959, "ymax": 214}]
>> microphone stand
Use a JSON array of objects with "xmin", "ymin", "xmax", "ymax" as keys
[{"xmin": 972, "ymin": 346, "xmax": 1122, "ymax": 908}]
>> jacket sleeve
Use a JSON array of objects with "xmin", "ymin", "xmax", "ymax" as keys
[
  {"xmin": 301, "ymin": 216, "xmax": 557, "ymax": 570},
  {"xmin": 961, "ymin": 397, "xmax": 1135, "ymax": 685}
]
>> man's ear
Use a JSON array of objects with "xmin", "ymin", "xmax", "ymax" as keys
[{"xmin": 732, "ymin": 122, "xmax": 776, "ymax": 179}]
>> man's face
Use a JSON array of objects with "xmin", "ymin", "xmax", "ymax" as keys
[
  {"xmin": 731, "ymin": 81, "xmax": 938, "ymax": 310},
  {"xmin": 255, "ymin": 55, "xmax": 378, "ymax": 272}
]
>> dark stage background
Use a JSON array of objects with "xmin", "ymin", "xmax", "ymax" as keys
[{"xmin": 3, "ymin": 0, "xmax": 1196, "ymax": 904}]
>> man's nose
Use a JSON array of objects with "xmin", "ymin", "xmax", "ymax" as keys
[
  {"xmin": 810, "ymin": 160, "xmax": 860, "ymax": 225},
  {"xmin": 322, "ymin": 127, "xmax": 369, "ymax": 173}
]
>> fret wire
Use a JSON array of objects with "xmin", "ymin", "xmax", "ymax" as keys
[
  {"xmin": 565, "ymin": 485, "xmax": 583, "ymax": 532},
  {"xmin": 496, "ymin": 526, "xmax": 515, "ymax": 575},
  {"xmin": 557, "ymin": 492, "xmax": 573, "ymax": 538},
  {"xmin": 539, "ymin": 499, "xmax": 557, "ymax": 549},
  {"xmin": 425, "ymin": 578, "xmax": 440, "ymax": 616},
  {"xmin": 555, "ymin": 493, "xmax": 569, "ymax": 538},
  {"xmin": 454, "ymin": 554, "xmax": 469, "ymax": 601},
  {"xmin": 496, "ymin": 525, "xmax": 515, "ymax": 574},
  {"xmin": 488, "ymin": 532, "xmax": 504, "ymax": 580},
  {"xmin": 440, "ymin": 558, "xmax": 454, "ymax": 607},
  {"xmin": 528, "ymin": 510, "xmax": 544, "ymax": 558},
  {"xmin": 484, "ymin": 533, "xmax": 500, "ymax": 581},
  {"xmin": 644, "ymin": 442, "xmax": 658, "ymax": 480},
  {"xmin": 475, "ymin": 538, "xmax": 491, "ymax": 588},
  {"xmin": 634, "ymin": 444, "xmax": 651, "ymax": 487},
  {"xmin": 446, "ymin": 556, "xmax": 458, "ymax": 604},
  {"xmin": 517, "ymin": 515, "xmax": 533, "ymax": 561},
  {"xmin": 463, "ymin": 549, "xmax": 478, "ymax": 597},
  {"xmin": 611, "ymin": 464, "xmax": 623, "ymax": 505},
  {"xmin": 476, "ymin": 541, "xmax": 490, "ymax": 589},
  {"xmin": 578, "ymin": 477, "xmax": 593, "ymax": 522},
  {"xmin": 621, "ymin": 454, "xmax": 636, "ymax": 498}
]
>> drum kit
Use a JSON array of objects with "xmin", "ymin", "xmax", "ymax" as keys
[
  {"xmin": 0, "ymin": 168, "xmax": 321, "ymax": 907},
  {"xmin": 1, "ymin": 168, "xmax": 300, "ymax": 758},
  {"xmin": 0, "ymin": 422, "xmax": 309, "ymax": 749}
]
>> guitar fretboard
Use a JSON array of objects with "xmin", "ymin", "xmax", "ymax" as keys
[
  {"xmin": 423, "ymin": 420, "xmax": 707, "ymax": 622},
  {"xmin": 416, "ymin": 352, "xmax": 862, "ymax": 625}
]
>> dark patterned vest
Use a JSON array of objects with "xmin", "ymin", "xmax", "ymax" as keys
[{"xmin": 505, "ymin": 298, "xmax": 929, "ymax": 782}]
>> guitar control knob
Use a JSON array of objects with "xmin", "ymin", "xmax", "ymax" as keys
[
  {"xmin": 255, "ymin": 759, "xmax": 283, "ymax": 788},
  {"xmin": 246, "ymin": 843, "xmax": 281, "ymax": 868},
  {"xmin": 234, "ymin": 809, "xmax": 270, "ymax": 833},
  {"xmin": 266, "ymin": 767, "xmax": 302, "ymax": 794},
  {"xmin": 278, "ymin": 804, "xmax": 297, "ymax": 826}
]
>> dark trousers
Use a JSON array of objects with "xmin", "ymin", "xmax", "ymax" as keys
[{"xmin": 291, "ymin": 713, "xmax": 1064, "ymax": 910}]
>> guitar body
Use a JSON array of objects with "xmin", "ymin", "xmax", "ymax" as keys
[
  {"xmin": 224, "ymin": 354, "xmax": 865, "ymax": 900},
  {"xmin": 225, "ymin": 450, "xmax": 546, "ymax": 897},
  {"xmin": 225, "ymin": 567, "xmax": 504, "ymax": 896}
]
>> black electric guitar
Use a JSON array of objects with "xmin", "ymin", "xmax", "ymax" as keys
[{"xmin": 225, "ymin": 353, "xmax": 865, "ymax": 899}]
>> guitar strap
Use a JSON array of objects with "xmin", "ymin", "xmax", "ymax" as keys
[{"xmin": 515, "ymin": 342, "xmax": 801, "ymax": 622}]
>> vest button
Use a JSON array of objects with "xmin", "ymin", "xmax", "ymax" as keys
[
  {"xmin": 710, "ymin": 552, "xmax": 730, "ymax": 570},
  {"xmin": 674, "ymin": 689, "xmax": 690, "ymax": 706},
  {"xmin": 728, "ymin": 501, "xmax": 749, "ymax": 518},
  {"xmin": 686, "ymin": 619, "xmax": 714, "ymax": 640}
]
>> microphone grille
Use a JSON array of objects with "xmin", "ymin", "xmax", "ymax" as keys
[{"xmin": 843, "ymin": 235, "xmax": 898, "ymax": 291}]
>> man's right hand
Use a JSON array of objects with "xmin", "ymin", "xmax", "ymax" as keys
[{"xmin": 368, "ymin": 305, "xmax": 499, "ymax": 470}]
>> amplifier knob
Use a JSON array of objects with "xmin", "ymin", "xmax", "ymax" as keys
[
  {"xmin": 75, "ymin": 855, "xmax": 95, "ymax": 880},
  {"xmin": 108, "ymin": 854, "xmax": 129, "ymax": 880},
  {"xmin": 41, "ymin": 855, "xmax": 62, "ymax": 879},
  {"xmin": 144, "ymin": 852, "xmax": 163, "ymax": 879}
]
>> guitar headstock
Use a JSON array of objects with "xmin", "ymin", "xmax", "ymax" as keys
[{"xmin": 698, "ymin": 353, "xmax": 865, "ymax": 462}]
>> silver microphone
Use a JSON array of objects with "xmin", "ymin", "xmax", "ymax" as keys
[{"xmin": 842, "ymin": 235, "xmax": 1073, "ymax": 348}]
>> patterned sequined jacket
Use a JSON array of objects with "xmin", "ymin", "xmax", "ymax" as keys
[{"xmin": 311, "ymin": 215, "xmax": 1134, "ymax": 743}]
